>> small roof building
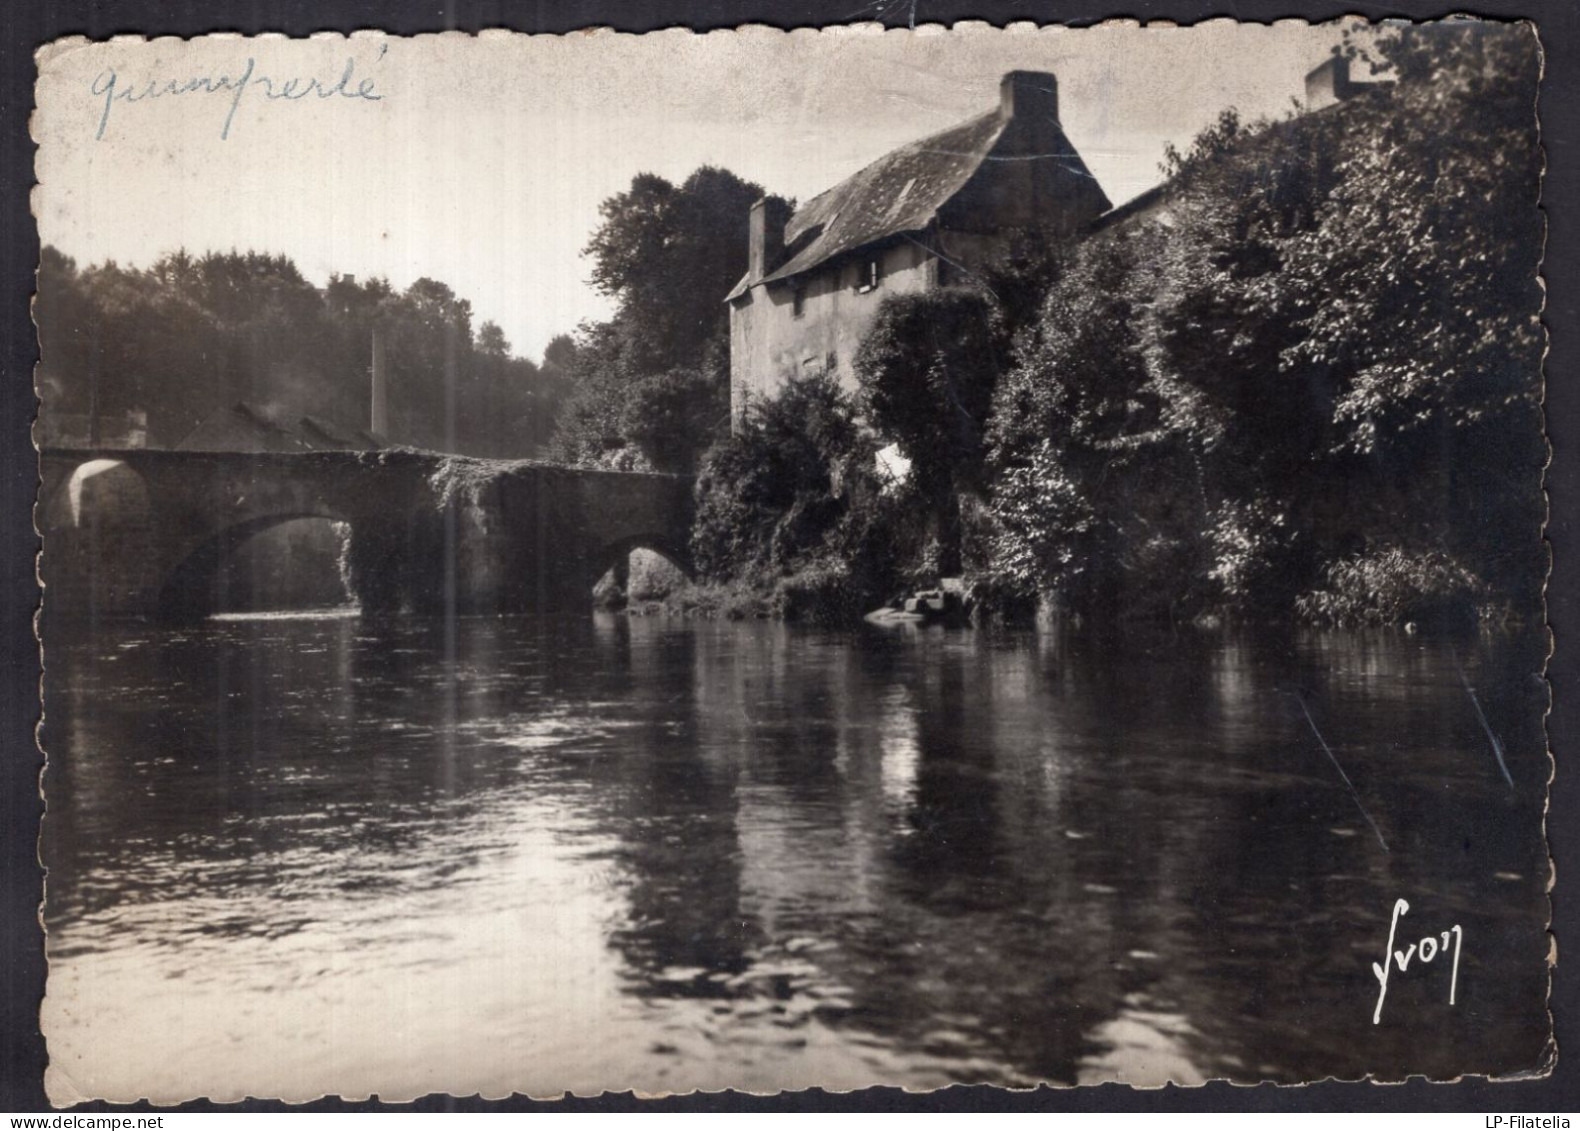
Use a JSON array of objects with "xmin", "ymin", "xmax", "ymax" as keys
[{"xmin": 176, "ymin": 403, "xmax": 383, "ymax": 453}]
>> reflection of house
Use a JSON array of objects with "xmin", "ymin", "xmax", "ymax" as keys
[
  {"xmin": 726, "ymin": 71, "xmax": 1111, "ymax": 424},
  {"xmin": 727, "ymin": 59, "xmax": 1386, "ymax": 427}
]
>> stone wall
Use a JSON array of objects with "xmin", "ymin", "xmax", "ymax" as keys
[
  {"xmin": 729, "ymin": 239, "xmax": 935, "ymax": 425},
  {"xmin": 728, "ymin": 73, "xmax": 1110, "ymax": 425},
  {"xmin": 37, "ymin": 449, "xmax": 694, "ymax": 622}
]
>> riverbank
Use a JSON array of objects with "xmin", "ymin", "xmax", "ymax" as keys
[
  {"xmin": 617, "ymin": 572, "xmax": 1538, "ymax": 633},
  {"xmin": 621, "ymin": 563, "xmax": 866, "ymax": 624}
]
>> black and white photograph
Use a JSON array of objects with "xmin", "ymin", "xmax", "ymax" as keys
[{"xmin": 30, "ymin": 17, "xmax": 1550, "ymax": 1103}]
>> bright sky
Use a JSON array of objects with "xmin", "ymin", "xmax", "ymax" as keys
[{"xmin": 34, "ymin": 20, "xmax": 1358, "ymax": 362}]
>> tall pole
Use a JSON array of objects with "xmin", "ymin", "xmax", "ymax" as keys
[{"xmin": 370, "ymin": 322, "xmax": 388, "ymax": 439}]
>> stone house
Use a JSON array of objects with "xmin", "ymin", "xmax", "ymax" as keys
[
  {"xmin": 725, "ymin": 70, "xmax": 1111, "ymax": 425},
  {"xmin": 176, "ymin": 402, "xmax": 381, "ymax": 454},
  {"xmin": 726, "ymin": 60, "xmax": 1382, "ymax": 428}
]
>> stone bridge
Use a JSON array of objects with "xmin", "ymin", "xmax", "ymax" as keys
[{"xmin": 38, "ymin": 448, "xmax": 695, "ymax": 620}]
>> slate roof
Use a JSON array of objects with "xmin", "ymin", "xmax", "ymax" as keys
[
  {"xmin": 729, "ymin": 63, "xmax": 1393, "ymax": 299},
  {"xmin": 1091, "ymin": 183, "xmax": 1169, "ymax": 234},
  {"xmin": 176, "ymin": 403, "xmax": 315, "ymax": 454},
  {"xmin": 724, "ymin": 107, "xmax": 1011, "ymax": 301},
  {"xmin": 298, "ymin": 414, "xmax": 383, "ymax": 451},
  {"xmin": 176, "ymin": 403, "xmax": 382, "ymax": 453}
]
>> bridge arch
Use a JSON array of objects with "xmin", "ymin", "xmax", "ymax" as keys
[
  {"xmin": 56, "ymin": 458, "xmax": 151, "ymax": 529},
  {"xmin": 157, "ymin": 510, "xmax": 356, "ymax": 621},
  {"xmin": 589, "ymin": 533, "xmax": 693, "ymax": 607},
  {"xmin": 593, "ymin": 532, "xmax": 693, "ymax": 582},
  {"xmin": 43, "ymin": 459, "xmax": 160, "ymax": 616}
]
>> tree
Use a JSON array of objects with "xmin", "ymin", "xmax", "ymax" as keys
[
  {"xmin": 1282, "ymin": 27, "xmax": 1541, "ymax": 449},
  {"xmin": 1277, "ymin": 23, "xmax": 1544, "ymax": 614},
  {"xmin": 541, "ymin": 333, "xmax": 578, "ymax": 375},
  {"xmin": 35, "ymin": 246, "xmax": 554, "ymax": 458},
  {"xmin": 691, "ymin": 373, "xmax": 876, "ymax": 582},
  {"xmin": 620, "ymin": 366, "xmax": 728, "ymax": 474},
  {"xmin": 854, "ymin": 290, "xmax": 1007, "ymax": 503},
  {"xmin": 550, "ymin": 166, "xmax": 783, "ymax": 471},
  {"xmin": 982, "ymin": 226, "xmax": 1209, "ymax": 618},
  {"xmin": 852, "ymin": 289, "xmax": 1011, "ymax": 579},
  {"xmin": 978, "ymin": 21, "xmax": 1542, "ymax": 625},
  {"xmin": 35, "ymin": 248, "xmax": 97, "ymax": 430},
  {"xmin": 514, "ymin": 333, "xmax": 578, "ymax": 456},
  {"xmin": 584, "ymin": 166, "xmax": 776, "ymax": 373},
  {"xmin": 544, "ymin": 321, "xmax": 650, "ymax": 470},
  {"xmin": 476, "ymin": 320, "xmax": 509, "ymax": 358}
]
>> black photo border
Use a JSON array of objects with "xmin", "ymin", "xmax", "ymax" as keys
[{"xmin": 3, "ymin": 0, "xmax": 1574, "ymax": 1114}]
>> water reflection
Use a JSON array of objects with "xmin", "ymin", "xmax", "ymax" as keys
[{"xmin": 40, "ymin": 616, "xmax": 1550, "ymax": 1102}]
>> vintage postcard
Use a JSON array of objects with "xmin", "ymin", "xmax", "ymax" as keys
[{"xmin": 32, "ymin": 19, "xmax": 1549, "ymax": 1104}]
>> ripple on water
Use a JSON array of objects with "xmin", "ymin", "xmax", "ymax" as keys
[{"xmin": 39, "ymin": 617, "xmax": 1553, "ymax": 1099}]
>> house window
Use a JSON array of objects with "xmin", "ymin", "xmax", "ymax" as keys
[
  {"xmin": 855, "ymin": 257, "xmax": 882, "ymax": 294},
  {"xmin": 792, "ymin": 285, "xmax": 806, "ymax": 318}
]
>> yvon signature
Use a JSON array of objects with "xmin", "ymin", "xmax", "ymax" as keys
[{"xmin": 1372, "ymin": 897, "xmax": 1464, "ymax": 1024}]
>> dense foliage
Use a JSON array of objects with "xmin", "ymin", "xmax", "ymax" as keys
[
  {"xmin": 976, "ymin": 23, "xmax": 1543, "ymax": 627},
  {"xmin": 548, "ymin": 167, "xmax": 783, "ymax": 473},
  {"xmin": 851, "ymin": 289, "xmax": 1009, "ymax": 578},
  {"xmin": 36, "ymin": 248, "xmax": 565, "ymax": 456},
  {"xmin": 689, "ymin": 374, "xmax": 907, "ymax": 620},
  {"xmin": 1295, "ymin": 548, "xmax": 1486, "ymax": 629},
  {"xmin": 854, "ymin": 290, "xmax": 1007, "ymax": 501}
]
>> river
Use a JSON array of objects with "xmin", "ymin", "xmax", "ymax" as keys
[{"xmin": 39, "ymin": 612, "xmax": 1551, "ymax": 1102}]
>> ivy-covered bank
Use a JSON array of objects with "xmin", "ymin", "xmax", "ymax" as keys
[{"xmin": 652, "ymin": 24, "xmax": 1543, "ymax": 631}]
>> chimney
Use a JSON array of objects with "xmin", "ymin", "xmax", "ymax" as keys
[
  {"xmin": 748, "ymin": 197, "xmax": 790, "ymax": 284},
  {"xmin": 1305, "ymin": 56, "xmax": 1354, "ymax": 111},
  {"xmin": 370, "ymin": 323, "xmax": 388, "ymax": 438},
  {"xmin": 1000, "ymin": 70, "xmax": 1060, "ymax": 129}
]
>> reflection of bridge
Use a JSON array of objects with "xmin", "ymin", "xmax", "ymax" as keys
[{"xmin": 38, "ymin": 448, "xmax": 694, "ymax": 619}]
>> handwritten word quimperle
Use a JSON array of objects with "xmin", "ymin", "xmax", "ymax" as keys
[
  {"xmin": 1372, "ymin": 897, "xmax": 1464, "ymax": 1024},
  {"xmin": 91, "ymin": 50, "xmax": 384, "ymax": 141}
]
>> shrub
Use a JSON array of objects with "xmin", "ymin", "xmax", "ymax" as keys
[
  {"xmin": 1295, "ymin": 547, "xmax": 1485, "ymax": 628},
  {"xmin": 853, "ymin": 289, "xmax": 1007, "ymax": 502},
  {"xmin": 687, "ymin": 373, "xmax": 917, "ymax": 618},
  {"xmin": 691, "ymin": 373, "xmax": 870, "ymax": 579},
  {"xmin": 620, "ymin": 367, "xmax": 728, "ymax": 473},
  {"xmin": 772, "ymin": 561, "xmax": 867, "ymax": 625},
  {"xmin": 1204, "ymin": 497, "xmax": 1297, "ymax": 615}
]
